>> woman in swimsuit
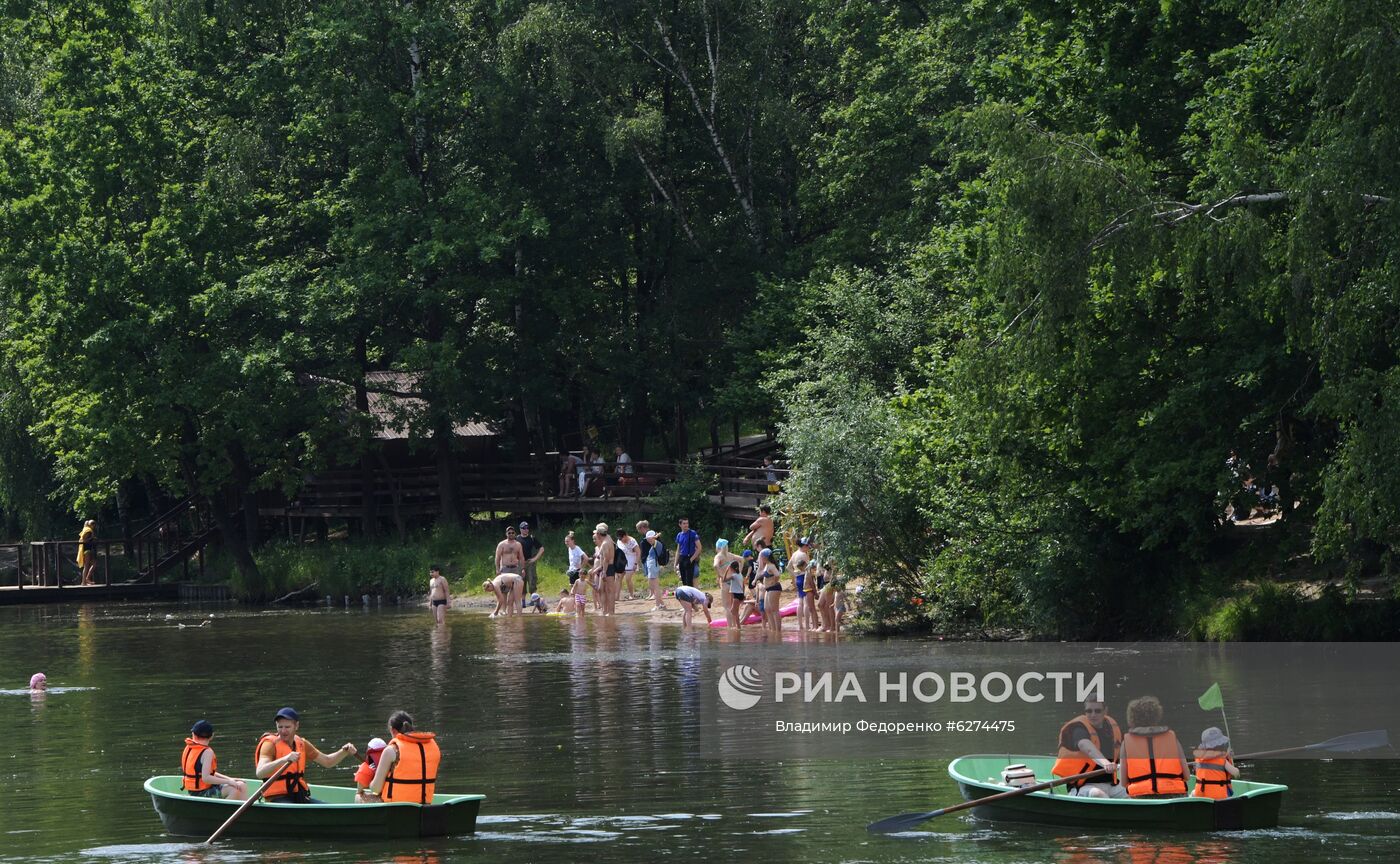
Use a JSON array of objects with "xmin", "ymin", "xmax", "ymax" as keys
[
  {"xmin": 757, "ymin": 548, "xmax": 782, "ymax": 634},
  {"xmin": 712, "ymin": 539, "xmax": 741, "ymax": 627},
  {"xmin": 481, "ymin": 578, "xmax": 507, "ymax": 617}
]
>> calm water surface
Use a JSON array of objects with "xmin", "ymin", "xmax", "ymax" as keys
[{"xmin": 1, "ymin": 602, "xmax": 1396, "ymax": 863}]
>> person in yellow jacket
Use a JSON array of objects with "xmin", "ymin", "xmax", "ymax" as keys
[
  {"xmin": 77, "ymin": 520, "xmax": 98, "ymax": 586},
  {"xmin": 1191, "ymin": 726, "xmax": 1239, "ymax": 799},
  {"xmin": 254, "ymin": 707, "xmax": 358, "ymax": 803},
  {"xmin": 1115, "ymin": 696, "xmax": 1189, "ymax": 798},
  {"xmin": 180, "ymin": 720, "xmax": 248, "ymax": 800},
  {"xmin": 361, "ymin": 710, "xmax": 441, "ymax": 805}
]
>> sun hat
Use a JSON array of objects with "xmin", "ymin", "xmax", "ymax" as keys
[
  {"xmin": 645, "ymin": 530, "xmax": 658, "ymax": 540},
  {"xmin": 519, "ymin": 521, "xmax": 530, "ymax": 529},
  {"xmin": 274, "ymin": 707, "xmax": 300, "ymax": 722},
  {"xmin": 190, "ymin": 719, "xmax": 215, "ymax": 738},
  {"xmin": 1199, "ymin": 727, "xmax": 1230, "ymax": 750},
  {"xmin": 799, "ymin": 536, "xmax": 811, "ymax": 546}
]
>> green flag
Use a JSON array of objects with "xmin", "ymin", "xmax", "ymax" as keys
[{"xmin": 1198, "ymin": 682, "xmax": 1224, "ymax": 711}]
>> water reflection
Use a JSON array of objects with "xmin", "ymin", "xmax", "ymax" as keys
[
  {"xmin": 1056, "ymin": 838, "xmax": 1238, "ymax": 864},
  {"xmin": 3, "ymin": 604, "xmax": 1400, "ymax": 864}
]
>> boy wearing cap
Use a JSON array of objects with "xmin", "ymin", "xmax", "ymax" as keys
[
  {"xmin": 181, "ymin": 720, "xmax": 248, "ymax": 800},
  {"xmin": 255, "ymin": 707, "xmax": 357, "ymax": 803}
]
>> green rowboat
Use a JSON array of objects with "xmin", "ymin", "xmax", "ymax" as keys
[
  {"xmin": 145, "ymin": 776, "xmax": 485, "ymax": 839},
  {"xmin": 949, "ymin": 756, "xmax": 1285, "ymax": 831}
]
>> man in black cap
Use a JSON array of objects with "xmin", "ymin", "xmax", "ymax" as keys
[
  {"xmin": 181, "ymin": 720, "xmax": 248, "ymax": 800},
  {"xmin": 518, "ymin": 521, "xmax": 544, "ymax": 596},
  {"xmin": 254, "ymin": 707, "xmax": 357, "ymax": 803}
]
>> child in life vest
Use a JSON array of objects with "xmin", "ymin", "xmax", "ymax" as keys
[
  {"xmin": 354, "ymin": 738, "xmax": 389, "ymax": 803},
  {"xmin": 1191, "ymin": 727, "xmax": 1239, "ymax": 799}
]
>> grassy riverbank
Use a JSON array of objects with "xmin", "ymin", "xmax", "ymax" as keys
[{"xmin": 208, "ymin": 515, "xmax": 758, "ymax": 603}]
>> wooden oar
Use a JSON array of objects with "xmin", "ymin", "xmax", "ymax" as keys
[
  {"xmin": 866, "ymin": 767, "xmax": 1109, "ymax": 833},
  {"xmin": 1233, "ymin": 729, "xmax": 1389, "ymax": 760},
  {"xmin": 204, "ymin": 761, "xmax": 289, "ymax": 845}
]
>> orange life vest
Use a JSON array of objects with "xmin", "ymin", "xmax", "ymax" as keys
[
  {"xmin": 1191, "ymin": 749, "xmax": 1234, "ymax": 799},
  {"xmin": 1122, "ymin": 730, "xmax": 1187, "ymax": 797},
  {"xmin": 1052, "ymin": 715, "xmax": 1122, "ymax": 787},
  {"xmin": 181, "ymin": 739, "xmax": 215, "ymax": 792},
  {"xmin": 253, "ymin": 733, "xmax": 310, "ymax": 799},
  {"xmin": 354, "ymin": 758, "xmax": 377, "ymax": 789},
  {"xmin": 381, "ymin": 731, "xmax": 440, "ymax": 804}
]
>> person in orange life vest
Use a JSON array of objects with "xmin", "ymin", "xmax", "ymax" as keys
[
  {"xmin": 1191, "ymin": 726, "xmax": 1239, "ymax": 799},
  {"xmin": 1053, "ymin": 699, "xmax": 1127, "ymax": 798},
  {"xmin": 1115, "ymin": 695, "xmax": 1189, "ymax": 798},
  {"xmin": 254, "ymin": 707, "xmax": 357, "ymax": 804},
  {"xmin": 181, "ymin": 719, "xmax": 248, "ymax": 800},
  {"xmin": 361, "ymin": 710, "xmax": 441, "ymax": 805},
  {"xmin": 354, "ymin": 737, "xmax": 388, "ymax": 803}
]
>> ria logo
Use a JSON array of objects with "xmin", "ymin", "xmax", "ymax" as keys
[{"xmin": 718, "ymin": 665, "xmax": 763, "ymax": 710}]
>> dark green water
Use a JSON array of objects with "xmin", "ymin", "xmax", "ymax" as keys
[{"xmin": 1, "ymin": 602, "xmax": 1397, "ymax": 863}]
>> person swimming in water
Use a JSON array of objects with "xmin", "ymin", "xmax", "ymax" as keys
[{"xmin": 29, "ymin": 672, "xmax": 46, "ymax": 693}]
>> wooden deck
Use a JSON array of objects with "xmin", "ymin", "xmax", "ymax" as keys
[{"xmin": 0, "ymin": 582, "xmax": 179, "ymax": 605}]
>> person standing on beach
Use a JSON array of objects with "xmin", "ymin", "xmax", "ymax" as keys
[
  {"xmin": 518, "ymin": 521, "xmax": 544, "ymax": 595},
  {"xmin": 592, "ymin": 523, "xmax": 619, "ymax": 616},
  {"xmin": 643, "ymin": 530, "xmax": 665, "ymax": 611},
  {"xmin": 675, "ymin": 518, "xmax": 702, "ymax": 588},
  {"xmin": 788, "ymin": 538, "xmax": 814, "ymax": 631},
  {"xmin": 617, "ymin": 528, "xmax": 640, "ymax": 600},
  {"xmin": 743, "ymin": 505, "xmax": 774, "ymax": 550},
  {"xmin": 428, "ymin": 565, "xmax": 451, "ymax": 625},
  {"xmin": 494, "ymin": 526, "xmax": 525, "ymax": 615}
]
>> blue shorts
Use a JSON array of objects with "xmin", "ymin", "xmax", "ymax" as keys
[{"xmin": 796, "ymin": 573, "xmax": 806, "ymax": 598}]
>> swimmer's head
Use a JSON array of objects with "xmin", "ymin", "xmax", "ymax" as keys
[
  {"xmin": 29, "ymin": 672, "xmax": 46, "ymax": 690},
  {"xmin": 716, "ymin": 539, "xmax": 729, "ymax": 550}
]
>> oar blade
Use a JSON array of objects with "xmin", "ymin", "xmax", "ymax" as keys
[
  {"xmin": 1307, "ymin": 729, "xmax": 1390, "ymax": 754},
  {"xmin": 866, "ymin": 810, "xmax": 940, "ymax": 834}
]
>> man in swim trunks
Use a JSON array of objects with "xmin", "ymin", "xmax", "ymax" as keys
[
  {"xmin": 743, "ymin": 504, "xmax": 775, "ymax": 549},
  {"xmin": 494, "ymin": 526, "xmax": 526, "ymax": 616},
  {"xmin": 428, "ymin": 565, "xmax": 451, "ymax": 625},
  {"xmin": 591, "ymin": 523, "xmax": 618, "ymax": 616},
  {"xmin": 674, "ymin": 585, "xmax": 714, "ymax": 627}
]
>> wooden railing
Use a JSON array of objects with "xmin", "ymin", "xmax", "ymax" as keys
[{"xmin": 270, "ymin": 458, "xmax": 789, "ymax": 519}]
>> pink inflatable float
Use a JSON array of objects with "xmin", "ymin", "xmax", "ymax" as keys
[{"xmin": 709, "ymin": 600, "xmax": 799, "ymax": 627}]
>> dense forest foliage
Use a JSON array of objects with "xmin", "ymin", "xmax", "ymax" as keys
[{"xmin": 1, "ymin": 1, "xmax": 1396, "ymax": 632}]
